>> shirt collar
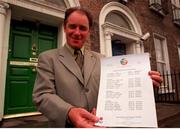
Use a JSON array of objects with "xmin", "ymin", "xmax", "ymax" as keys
[{"xmin": 65, "ymin": 43, "xmax": 84, "ymax": 56}]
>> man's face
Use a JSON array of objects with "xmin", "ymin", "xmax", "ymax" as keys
[{"xmin": 64, "ymin": 11, "xmax": 90, "ymax": 49}]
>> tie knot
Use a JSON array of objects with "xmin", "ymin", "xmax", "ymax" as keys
[{"xmin": 74, "ymin": 49, "xmax": 82, "ymax": 56}]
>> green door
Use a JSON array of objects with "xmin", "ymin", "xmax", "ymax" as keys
[{"xmin": 4, "ymin": 20, "xmax": 57, "ymax": 115}]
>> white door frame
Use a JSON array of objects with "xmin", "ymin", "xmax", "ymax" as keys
[{"xmin": 99, "ymin": 2, "xmax": 143, "ymax": 57}]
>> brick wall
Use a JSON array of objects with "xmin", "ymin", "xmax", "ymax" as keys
[{"xmin": 79, "ymin": 0, "xmax": 180, "ymax": 71}]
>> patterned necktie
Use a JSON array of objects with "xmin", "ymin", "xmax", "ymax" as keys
[{"xmin": 74, "ymin": 49, "xmax": 84, "ymax": 71}]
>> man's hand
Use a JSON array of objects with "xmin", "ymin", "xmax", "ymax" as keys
[
  {"xmin": 149, "ymin": 71, "xmax": 163, "ymax": 87},
  {"xmin": 68, "ymin": 107, "xmax": 100, "ymax": 128}
]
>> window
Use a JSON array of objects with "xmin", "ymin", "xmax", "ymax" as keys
[
  {"xmin": 149, "ymin": 0, "xmax": 167, "ymax": 16},
  {"xmin": 171, "ymin": 0, "xmax": 180, "ymax": 26},
  {"xmin": 154, "ymin": 34, "xmax": 169, "ymax": 73},
  {"xmin": 149, "ymin": 0, "xmax": 162, "ymax": 5},
  {"xmin": 154, "ymin": 37, "xmax": 166, "ymax": 73},
  {"xmin": 153, "ymin": 34, "xmax": 173, "ymax": 94},
  {"xmin": 178, "ymin": 45, "xmax": 180, "ymax": 61},
  {"xmin": 119, "ymin": 0, "xmax": 128, "ymax": 5},
  {"xmin": 171, "ymin": 0, "xmax": 180, "ymax": 7},
  {"xmin": 105, "ymin": 11, "xmax": 132, "ymax": 30}
]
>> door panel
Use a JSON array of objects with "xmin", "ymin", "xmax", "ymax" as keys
[
  {"xmin": 5, "ymin": 20, "xmax": 57, "ymax": 115},
  {"xmin": 38, "ymin": 38, "xmax": 54, "ymax": 53},
  {"xmin": 6, "ymin": 66, "xmax": 34, "ymax": 114},
  {"xmin": 12, "ymin": 34, "xmax": 31, "ymax": 59},
  {"xmin": 10, "ymin": 80, "xmax": 29, "ymax": 107}
]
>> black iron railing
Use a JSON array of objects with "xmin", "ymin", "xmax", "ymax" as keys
[{"xmin": 154, "ymin": 71, "xmax": 180, "ymax": 103}]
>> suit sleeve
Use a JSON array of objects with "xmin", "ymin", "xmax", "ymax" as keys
[{"xmin": 32, "ymin": 53, "xmax": 74, "ymax": 127}]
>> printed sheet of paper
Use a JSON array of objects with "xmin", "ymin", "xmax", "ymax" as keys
[{"xmin": 96, "ymin": 53, "xmax": 157, "ymax": 127}]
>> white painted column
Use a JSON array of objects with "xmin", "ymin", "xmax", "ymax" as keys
[
  {"xmin": 0, "ymin": 1, "xmax": 9, "ymax": 121},
  {"xmin": 104, "ymin": 31, "xmax": 113, "ymax": 57},
  {"xmin": 135, "ymin": 40, "xmax": 144, "ymax": 54},
  {"xmin": 57, "ymin": 23, "xmax": 65, "ymax": 48}
]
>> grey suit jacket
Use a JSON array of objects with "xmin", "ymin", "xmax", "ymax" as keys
[{"xmin": 32, "ymin": 46, "xmax": 103, "ymax": 127}]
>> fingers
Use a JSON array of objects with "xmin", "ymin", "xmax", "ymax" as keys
[
  {"xmin": 80, "ymin": 109, "xmax": 103, "ymax": 128},
  {"xmin": 91, "ymin": 108, "xmax": 96, "ymax": 115},
  {"xmin": 150, "ymin": 74, "xmax": 163, "ymax": 83},
  {"xmin": 149, "ymin": 70, "xmax": 163, "ymax": 87},
  {"xmin": 149, "ymin": 70, "xmax": 160, "ymax": 76},
  {"xmin": 68, "ymin": 107, "xmax": 101, "ymax": 128},
  {"xmin": 81, "ymin": 109, "xmax": 100, "ymax": 122},
  {"xmin": 152, "ymin": 80, "xmax": 161, "ymax": 88}
]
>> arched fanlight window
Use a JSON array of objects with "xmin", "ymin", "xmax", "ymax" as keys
[{"xmin": 105, "ymin": 11, "xmax": 133, "ymax": 31}]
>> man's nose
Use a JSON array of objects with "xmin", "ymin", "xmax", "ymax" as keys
[{"xmin": 74, "ymin": 27, "xmax": 80, "ymax": 35}]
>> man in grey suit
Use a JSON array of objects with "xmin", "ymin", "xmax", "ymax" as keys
[{"xmin": 33, "ymin": 7, "xmax": 163, "ymax": 128}]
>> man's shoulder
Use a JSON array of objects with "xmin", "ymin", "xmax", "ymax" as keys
[
  {"xmin": 38, "ymin": 48, "xmax": 62, "ymax": 59},
  {"xmin": 40, "ymin": 48, "xmax": 59, "ymax": 55}
]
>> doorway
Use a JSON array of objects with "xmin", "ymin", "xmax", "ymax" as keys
[
  {"xmin": 112, "ymin": 39, "xmax": 126, "ymax": 56},
  {"xmin": 4, "ymin": 20, "xmax": 58, "ymax": 115}
]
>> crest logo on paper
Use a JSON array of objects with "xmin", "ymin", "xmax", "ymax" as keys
[{"xmin": 120, "ymin": 58, "xmax": 128, "ymax": 65}]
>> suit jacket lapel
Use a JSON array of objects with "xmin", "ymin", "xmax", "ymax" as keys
[
  {"xmin": 58, "ymin": 46, "xmax": 84, "ymax": 85},
  {"xmin": 84, "ymin": 50, "xmax": 96, "ymax": 87}
]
